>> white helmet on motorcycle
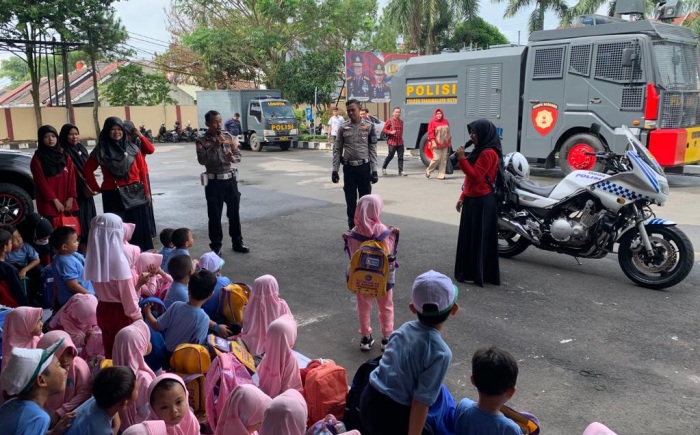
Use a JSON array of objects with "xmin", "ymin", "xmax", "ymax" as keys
[{"xmin": 504, "ymin": 152, "xmax": 530, "ymax": 178}]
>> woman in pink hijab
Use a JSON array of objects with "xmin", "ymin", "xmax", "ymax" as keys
[
  {"xmin": 1, "ymin": 306, "xmax": 43, "ymax": 369},
  {"xmin": 113, "ymin": 319, "xmax": 156, "ymax": 430},
  {"xmin": 121, "ymin": 421, "xmax": 168, "ymax": 435},
  {"xmin": 257, "ymin": 314, "xmax": 302, "ymax": 398},
  {"xmin": 135, "ymin": 252, "xmax": 172, "ymax": 298},
  {"xmin": 343, "ymin": 193, "xmax": 399, "ymax": 351},
  {"xmin": 147, "ymin": 373, "xmax": 199, "ymax": 435},
  {"xmin": 49, "ymin": 293, "xmax": 98, "ymax": 348},
  {"xmin": 37, "ymin": 330, "xmax": 91, "ymax": 425},
  {"xmin": 241, "ymin": 274, "xmax": 292, "ymax": 356},
  {"xmin": 215, "ymin": 384, "xmax": 272, "ymax": 435},
  {"xmin": 258, "ymin": 389, "xmax": 308, "ymax": 435},
  {"xmin": 85, "ymin": 213, "xmax": 144, "ymax": 359}
]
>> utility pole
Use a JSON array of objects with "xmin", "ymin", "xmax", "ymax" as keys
[{"xmin": 61, "ymin": 45, "xmax": 74, "ymax": 124}]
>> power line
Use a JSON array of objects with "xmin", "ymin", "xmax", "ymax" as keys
[{"xmin": 127, "ymin": 31, "xmax": 172, "ymax": 46}]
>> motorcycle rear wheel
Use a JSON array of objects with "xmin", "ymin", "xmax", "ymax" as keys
[
  {"xmin": 497, "ymin": 223, "xmax": 530, "ymax": 258},
  {"xmin": 618, "ymin": 225, "xmax": 695, "ymax": 290}
]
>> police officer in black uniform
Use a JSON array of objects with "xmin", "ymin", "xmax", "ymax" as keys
[
  {"xmin": 196, "ymin": 110, "xmax": 249, "ymax": 255},
  {"xmin": 331, "ymin": 99, "xmax": 378, "ymax": 228}
]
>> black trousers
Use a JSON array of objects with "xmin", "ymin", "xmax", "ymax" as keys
[
  {"xmin": 383, "ymin": 145, "xmax": 405, "ymax": 172},
  {"xmin": 343, "ymin": 163, "xmax": 372, "ymax": 229},
  {"xmin": 205, "ymin": 177, "xmax": 243, "ymax": 252},
  {"xmin": 102, "ymin": 189, "xmax": 154, "ymax": 251}
]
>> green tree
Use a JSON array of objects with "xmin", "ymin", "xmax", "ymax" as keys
[
  {"xmin": 495, "ymin": 0, "xmax": 569, "ymax": 32},
  {"xmin": 277, "ymin": 50, "xmax": 343, "ymax": 106},
  {"xmin": 447, "ymin": 16, "xmax": 509, "ymax": 50},
  {"xmin": 370, "ymin": 14, "xmax": 403, "ymax": 53},
  {"xmin": 100, "ymin": 64, "xmax": 177, "ymax": 106}
]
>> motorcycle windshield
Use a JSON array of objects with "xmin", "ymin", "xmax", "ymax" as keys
[{"xmin": 621, "ymin": 125, "xmax": 665, "ymax": 176}]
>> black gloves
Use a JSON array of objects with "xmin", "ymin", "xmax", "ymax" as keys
[
  {"xmin": 370, "ymin": 171, "xmax": 379, "ymax": 184},
  {"xmin": 332, "ymin": 171, "xmax": 339, "ymax": 183}
]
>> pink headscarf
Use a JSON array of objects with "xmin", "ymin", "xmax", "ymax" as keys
[
  {"xmin": 258, "ymin": 389, "xmax": 308, "ymax": 435},
  {"xmin": 214, "ymin": 384, "xmax": 272, "ymax": 435},
  {"xmin": 114, "ymin": 320, "xmax": 156, "ymax": 429},
  {"xmin": 583, "ymin": 422, "xmax": 618, "ymax": 435},
  {"xmin": 257, "ymin": 314, "xmax": 302, "ymax": 398},
  {"xmin": 1, "ymin": 306, "xmax": 42, "ymax": 370},
  {"xmin": 347, "ymin": 194, "xmax": 396, "ymax": 253},
  {"xmin": 124, "ymin": 223, "xmax": 141, "ymax": 283},
  {"xmin": 147, "ymin": 374, "xmax": 200, "ymax": 435},
  {"xmin": 136, "ymin": 252, "xmax": 163, "ymax": 275},
  {"xmin": 85, "ymin": 213, "xmax": 132, "ymax": 282},
  {"xmin": 49, "ymin": 294, "xmax": 98, "ymax": 347},
  {"xmin": 136, "ymin": 252, "xmax": 167, "ymax": 297},
  {"xmin": 241, "ymin": 275, "xmax": 292, "ymax": 356},
  {"xmin": 121, "ymin": 421, "xmax": 168, "ymax": 435}
]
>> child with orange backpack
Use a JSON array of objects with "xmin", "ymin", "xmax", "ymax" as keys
[{"xmin": 343, "ymin": 194, "xmax": 399, "ymax": 351}]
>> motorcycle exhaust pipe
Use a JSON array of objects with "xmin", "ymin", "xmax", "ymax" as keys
[{"xmin": 498, "ymin": 216, "xmax": 538, "ymax": 245}]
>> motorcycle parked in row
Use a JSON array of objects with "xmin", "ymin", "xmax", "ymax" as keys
[
  {"xmin": 497, "ymin": 124, "xmax": 694, "ymax": 290},
  {"xmin": 157, "ymin": 122, "xmax": 180, "ymax": 143},
  {"xmin": 139, "ymin": 124, "xmax": 153, "ymax": 141}
]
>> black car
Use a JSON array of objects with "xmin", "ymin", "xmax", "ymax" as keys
[{"xmin": 0, "ymin": 149, "xmax": 34, "ymax": 225}]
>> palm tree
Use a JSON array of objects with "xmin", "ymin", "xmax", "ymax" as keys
[
  {"xmin": 493, "ymin": 0, "xmax": 569, "ymax": 32},
  {"xmin": 385, "ymin": 0, "xmax": 480, "ymax": 54}
]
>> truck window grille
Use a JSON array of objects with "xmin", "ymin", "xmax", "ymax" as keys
[
  {"xmin": 658, "ymin": 91, "xmax": 700, "ymax": 128},
  {"xmin": 594, "ymin": 42, "xmax": 642, "ymax": 83},
  {"xmin": 466, "ymin": 64, "xmax": 502, "ymax": 118},
  {"xmin": 569, "ymin": 44, "xmax": 592, "ymax": 76},
  {"xmin": 653, "ymin": 42, "xmax": 699, "ymax": 91},
  {"xmin": 533, "ymin": 47, "xmax": 564, "ymax": 79},
  {"xmin": 621, "ymin": 86, "xmax": 644, "ymax": 111}
]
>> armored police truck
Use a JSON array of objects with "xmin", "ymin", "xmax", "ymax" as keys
[
  {"xmin": 196, "ymin": 90, "xmax": 299, "ymax": 151},
  {"xmin": 392, "ymin": 15, "xmax": 700, "ymax": 173}
]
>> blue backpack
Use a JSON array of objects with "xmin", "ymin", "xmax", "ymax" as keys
[
  {"xmin": 343, "ymin": 355, "xmax": 381, "ymax": 432},
  {"xmin": 140, "ymin": 297, "xmax": 168, "ymax": 372},
  {"xmin": 41, "ymin": 265, "xmax": 56, "ymax": 309}
]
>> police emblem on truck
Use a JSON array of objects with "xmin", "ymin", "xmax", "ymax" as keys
[{"xmin": 532, "ymin": 102, "xmax": 558, "ymax": 136}]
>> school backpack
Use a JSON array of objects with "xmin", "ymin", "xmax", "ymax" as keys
[
  {"xmin": 206, "ymin": 334, "xmax": 257, "ymax": 373},
  {"xmin": 40, "ymin": 264, "xmax": 57, "ymax": 309},
  {"xmin": 205, "ymin": 352, "xmax": 254, "ymax": 432},
  {"xmin": 486, "ymin": 158, "xmax": 517, "ymax": 208},
  {"xmin": 343, "ymin": 355, "xmax": 381, "ymax": 431},
  {"xmin": 81, "ymin": 326, "xmax": 105, "ymax": 363},
  {"xmin": 345, "ymin": 230, "xmax": 398, "ymax": 298},
  {"xmin": 218, "ymin": 283, "xmax": 250, "ymax": 325},
  {"xmin": 307, "ymin": 414, "xmax": 348, "ymax": 435},
  {"xmin": 170, "ymin": 344, "xmax": 211, "ymax": 374},
  {"xmin": 177, "ymin": 373, "xmax": 206, "ymax": 413},
  {"xmin": 303, "ymin": 359, "xmax": 349, "ymax": 425}
]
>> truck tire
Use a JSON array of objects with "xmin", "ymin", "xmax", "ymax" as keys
[
  {"xmin": 418, "ymin": 134, "xmax": 433, "ymax": 167},
  {"xmin": 0, "ymin": 183, "xmax": 34, "ymax": 226},
  {"xmin": 279, "ymin": 141, "xmax": 291, "ymax": 151},
  {"xmin": 249, "ymin": 133, "xmax": 262, "ymax": 152},
  {"xmin": 559, "ymin": 133, "xmax": 606, "ymax": 174}
]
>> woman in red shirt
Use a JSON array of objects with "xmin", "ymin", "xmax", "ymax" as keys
[
  {"xmin": 123, "ymin": 120, "xmax": 157, "ymax": 238},
  {"xmin": 453, "ymin": 119, "xmax": 502, "ymax": 286},
  {"xmin": 426, "ymin": 108, "xmax": 451, "ymax": 180},
  {"xmin": 84, "ymin": 117, "xmax": 154, "ymax": 251},
  {"xmin": 30, "ymin": 125, "xmax": 79, "ymax": 220}
]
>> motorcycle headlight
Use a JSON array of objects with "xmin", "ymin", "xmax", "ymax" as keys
[
  {"xmin": 289, "ymin": 129, "xmax": 298, "ymax": 135},
  {"xmin": 263, "ymin": 130, "xmax": 275, "ymax": 137},
  {"xmin": 659, "ymin": 179, "xmax": 669, "ymax": 195}
]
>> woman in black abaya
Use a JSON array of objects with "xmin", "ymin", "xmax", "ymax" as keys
[{"xmin": 454, "ymin": 119, "xmax": 502, "ymax": 286}]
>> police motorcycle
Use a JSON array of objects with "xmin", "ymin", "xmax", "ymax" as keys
[{"xmin": 497, "ymin": 124, "xmax": 694, "ymax": 290}]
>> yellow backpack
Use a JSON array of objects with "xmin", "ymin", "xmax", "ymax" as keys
[
  {"xmin": 345, "ymin": 230, "xmax": 398, "ymax": 298},
  {"xmin": 219, "ymin": 283, "xmax": 251, "ymax": 325},
  {"xmin": 176, "ymin": 373, "xmax": 206, "ymax": 413},
  {"xmin": 169, "ymin": 344, "xmax": 211, "ymax": 374}
]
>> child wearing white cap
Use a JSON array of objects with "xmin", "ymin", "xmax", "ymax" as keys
[
  {"xmin": 198, "ymin": 251, "xmax": 232, "ymax": 318},
  {"xmin": 0, "ymin": 341, "xmax": 72, "ymax": 435},
  {"xmin": 358, "ymin": 270, "xmax": 459, "ymax": 435}
]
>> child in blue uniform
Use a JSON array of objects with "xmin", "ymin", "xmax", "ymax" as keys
[{"xmin": 49, "ymin": 226, "xmax": 94, "ymax": 307}]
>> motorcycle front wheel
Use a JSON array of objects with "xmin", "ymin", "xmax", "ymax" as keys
[
  {"xmin": 618, "ymin": 225, "xmax": 695, "ymax": 290},
  {"xmin": 497, "ymin": 221, "xmax": 530, "ymax": 258}
]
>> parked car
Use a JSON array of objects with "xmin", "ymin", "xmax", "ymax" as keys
[
  {"xmin": 0, "ymin": 149, "xmax": 34, "ymax": 226},
  {"xmin": 368, "ymin": 115, "xmax": 387, "ymax": 141}
]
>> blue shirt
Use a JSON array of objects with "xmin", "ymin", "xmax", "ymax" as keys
[
  {"xmin": 157, "ymin": 301, "xmax": 210, "ymax": 352},
  {"xmin": 53, "ymin": 252, "xmax": 94, "ymax": 306},
  {"xmin": 164, "ymin": 248, "xmax": 191, "ymax": 274},
  {"xmin": 454, "ymin": 398, "xmax": 522, "ymax": 435},
  {"xmin": 65, "ymin": 397, "xmax": 113, "ymax": 435},
  {"xmin": 202, "ymin": 276, "xmax": 231, "ymax": 317},
  {"xmin": 369, "ymin": 320, "xmax": 452, "ymax": 406},
  {"xmin": 0, "ymin": 399, "xmax": 50, "ymax": 435},
  {"xmin": 159, "ymin": 246, "xmax": 174, "ymax": 272},
  {"xmin": 6, "ymin": 244, "xmax": 39, "ymax": 267},
  {"xmin": 163, "ymin": 281, "xmax": 189, "ymax": 309}
]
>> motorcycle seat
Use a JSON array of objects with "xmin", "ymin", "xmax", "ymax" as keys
[{"xmin": 517, "ymin": 179, "xmax": 556, "ymax": 197}]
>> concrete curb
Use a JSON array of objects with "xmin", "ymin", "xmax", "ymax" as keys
[
  {"xmin": 1, "ymin": 140, "xmax": 98, "ymax": 150},
  {"xmin": 293, "ymin": 140, "xmax": 333, "ymax": 151}
]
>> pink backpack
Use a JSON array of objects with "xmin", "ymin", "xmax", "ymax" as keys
[{"xmin": 205, "ymin": 352, "xmax": 254, "ymax": 431}]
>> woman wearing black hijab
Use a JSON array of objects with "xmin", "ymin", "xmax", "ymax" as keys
[
  {"xmin": 453, "ymin": 119, "xmax": 502, "ymax": 286},
  {"xmin": 84, "ymin": 117, "xmax": 154, "ymax": 251},
  {"xmin": 59, "ymin": 124, "xmax": 97, "ymax": 250}
]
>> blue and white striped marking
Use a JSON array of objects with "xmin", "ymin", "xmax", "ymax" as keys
[
  {"xmin": 594, "ymin": 181, "xmax": 651, "ymax": 201},
  {"xmin": 645, "ymin": 217, "xmax": 676, "ymax": 225}
]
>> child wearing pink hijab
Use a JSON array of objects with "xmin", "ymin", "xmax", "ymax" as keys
[
  {"xmin": 113, "ymin": 320, "xmax": 156, "ymax": 430},
  {"xmin": 122, "ymin": 421, "xmax": 168, "ymax": 435},
  {"xmin": 257, "ymin": 314, "xmax": 302, "ymax": 398},
  {"xmin": 583, "ymin": 422, "xmax": 618, "ymax": 435},
  {"xmin": 48, "ymin": 293, "xmax": 98, "ymax": 348},
  {"xmin": 215, "ymin": 384, "xmax": 272, "ymax": 435},
  {"xmin": 37, "ymin": 330, "xmax": 91, "ymax": 425},
  {"xmin": 124, "ymin": 222, "xmax": 141, "ymax": 285},
  {"xmin": 136, "ymin": 252, "xmax": 172, "ymax": 298},
  {"xmin": 258, "ymin": 389, "xmax": 308, "ymax": 435},
  {"xmin": 147, "ymin": 373, "xmax": 199, "ymax": 435},
  {"xmin": 343, "ymin": 193, "xmax": 399, "ymax": 351},
  {"xmin": 85, "ymin": 213, "xmax": 145, "ymax": 359},
  {"xmin": 1, "ymin": 306, "xmax": 43, "ymax": 370},
  {"xmin": 241, "ymin": 274, "xmax": 292, "ymax": 357}
]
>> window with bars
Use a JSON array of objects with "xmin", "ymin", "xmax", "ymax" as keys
[
  {"xmin": 533, "ymin": 46, "xmax": 565, "ymax": 79},
  {"xmin": 594, "ymin": 42, "xmax": 643, "ymax": 83},
  {"xmin": 569, "ymin": 44, "xmax": 592, "ymax": 76}
]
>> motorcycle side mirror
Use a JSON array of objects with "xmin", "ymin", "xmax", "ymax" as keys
[{"xmin": 590, "ymin": 123, "xmax": 601, "ymax": 135}]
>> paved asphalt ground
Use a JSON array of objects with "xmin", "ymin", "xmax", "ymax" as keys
[{"xmin": 99, "ymin": 142, "xmax": 699, "ymax": 434}]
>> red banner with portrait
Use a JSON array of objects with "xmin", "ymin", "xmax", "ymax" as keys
[{"xmin": 345, "ymin": 51, "xmax": 418, "ymax": 103}]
